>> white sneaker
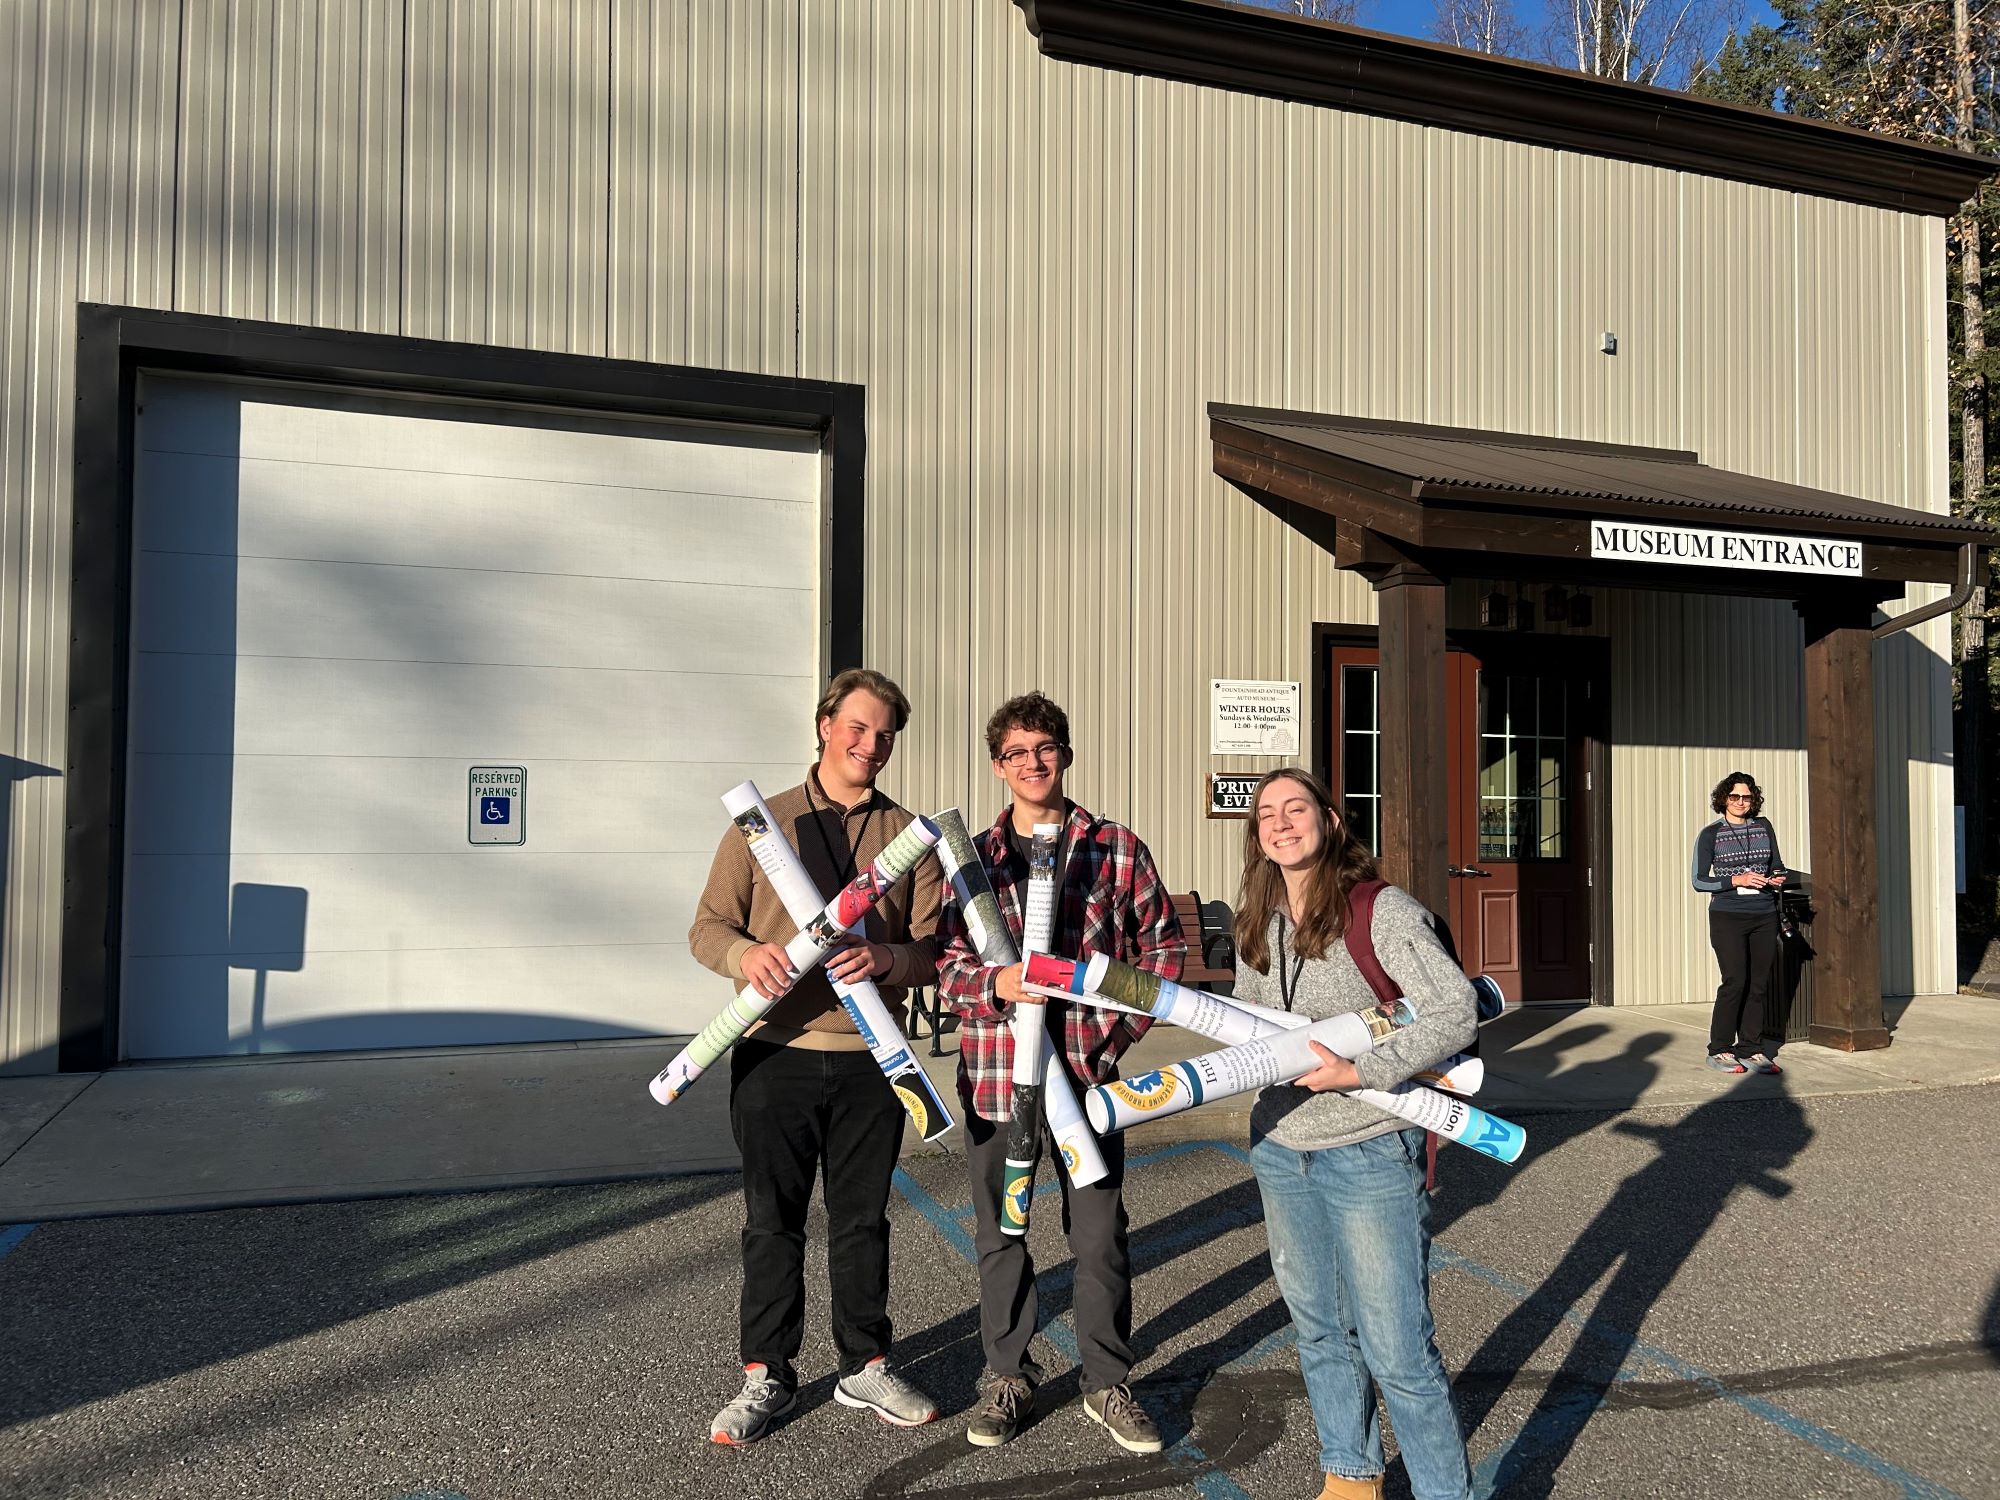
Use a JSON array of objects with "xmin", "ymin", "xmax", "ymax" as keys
[
  {"xmin": 834, "ymin": 1357, "xmax": 938, "ymax": 1427},
  {"xmin": 709, "ymin": 1363, "xmax": 795, "ymax": 1445}
]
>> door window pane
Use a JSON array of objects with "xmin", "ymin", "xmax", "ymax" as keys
[
  {"xmin": 1340, "ymin": 665, "xmax": 1381, "ymax": 856},
  {"xmin": 1477, "ymin": 672, "xmax": 1568, "ymax": 861}
]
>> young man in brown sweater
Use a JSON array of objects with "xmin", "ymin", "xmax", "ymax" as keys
[{"xmin": 688, "ymin": 668, "xmax": 944, "ymax": 1445}]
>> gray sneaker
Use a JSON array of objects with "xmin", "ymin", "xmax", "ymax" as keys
[
  {"xmin": 1742, "ymin": 1052, "xmax": 1783, "ymax": 1075},
  {"xmin": 709, "ymin": 1363, "xmax": 795, "ymax": 1446},
  {"xmin": 966, "ymin": 1372, "xmax": 1036, "ymax": 1447},
  {"xmin": 1083, "ymin": 1382, "xmax": 1162, "ymax": 1453},
  {"xmin": 834, "ymin": 1357, "xmax": 938, "ymax": 1427}
]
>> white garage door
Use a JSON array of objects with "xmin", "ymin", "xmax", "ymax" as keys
[{"xmin": 120, "ymin": 375, "xmax": 820, "ymax": 1059}]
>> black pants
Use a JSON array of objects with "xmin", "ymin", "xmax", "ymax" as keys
[
  {"xmin": 1708, "ymin": 904, "xmax": 1781, "ymax": 1057},
  {"xmin": 730, "ymin": 1038, "xmax": 904, "ymax": 1383},
  {"xmin": 964, "ymin": 1108, "xmax": 1133, "ymax": 1395}
]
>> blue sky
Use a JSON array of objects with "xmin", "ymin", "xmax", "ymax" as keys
[{"xmin": 1290, "ymin": 0, "xmax": 1784, "ymax": 61}]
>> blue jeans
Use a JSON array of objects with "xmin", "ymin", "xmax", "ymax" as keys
[{"xmin": 1251, "ymin": 1128, "xmax": 1473, "ymax": 1500}]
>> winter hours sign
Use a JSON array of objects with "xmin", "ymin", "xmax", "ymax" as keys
[{"xmin": 1210, "ymin": 679, "xmax": 1301, "ymax": 755}]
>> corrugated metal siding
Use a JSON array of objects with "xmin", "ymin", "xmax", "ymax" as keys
[{"xmin": 0, "ymin": 0, "xmax": 1956, "ymax": 1067}]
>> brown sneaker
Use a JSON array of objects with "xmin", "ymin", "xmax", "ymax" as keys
[
  {"xmin": 1319, "ymin": 1474, "xmax": 1384, "ymax": 1500},
  {"xmin": 965, "ymin": 1372, "xmax": 1035, "ymax": 1447},
  {"xmin": 1083, "ymin": 1382, "xmax": 1162, "ymax": 1453}
]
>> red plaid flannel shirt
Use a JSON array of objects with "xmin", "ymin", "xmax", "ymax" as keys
[{"xmin": 936, "ymin": 801, "xmax": 1185, "ymax": 1122}]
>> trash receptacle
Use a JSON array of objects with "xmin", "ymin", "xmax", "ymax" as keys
[{"xmin": 1777, "ymin": 884, "xmax": 1815, "ymax": 1043}]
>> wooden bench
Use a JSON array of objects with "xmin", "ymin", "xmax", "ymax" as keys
[{"xmin": 1172, "ymin": 892, "xmax": 1236, "ymax": 986}]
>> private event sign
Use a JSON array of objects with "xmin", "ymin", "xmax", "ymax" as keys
[
  {"xmin": 468, "ymin": 765, "xmax": 526, "ymax": 845},
  {"xmin": 1211, "ymin": 678, "xmax": 1301, "ymax": 755},
  {"xmin": 1589, "ymin": 519, "xmax": 1863, "ymax": 577},
  {"xmin": 1208, "ymin": 772, "xmax": 1260, "ymax": 817}
]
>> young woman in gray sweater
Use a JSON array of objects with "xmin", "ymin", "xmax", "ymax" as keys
[{"xmin": 1232, "ymin": 768, "xmax": 1478, "ymax": 1500}]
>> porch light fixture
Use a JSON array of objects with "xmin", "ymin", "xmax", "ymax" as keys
[
  {"xmin": 1543, "ymin": 584, "xmax": 1570, "ymax": 623},
  {"xmin": 1481, "ymin": 589, "xmax": 1510, "ymax": 628}
]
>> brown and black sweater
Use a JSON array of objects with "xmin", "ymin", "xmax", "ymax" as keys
[{"xmin": 688, "ymin": 768, "xmax": 943, "ymax": 1050}]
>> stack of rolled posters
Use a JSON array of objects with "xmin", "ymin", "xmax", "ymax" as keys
[
  {"xmin": 1038, "ymin": 952, "xmax": 1525, "ymax": 1164},
  {"xmin": 649, "ymin": 810, "xmax": 942, "ymax": 1106},
  {"xmin": 933, "ymin": 811, "xmax": 1106, "ymax": 1195},
  {"xmin": 662, "ymin": 780, "xmax": 954, "ymax": 1141}
]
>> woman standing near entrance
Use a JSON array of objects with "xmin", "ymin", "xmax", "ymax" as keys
[
  {"xmin": 1690, "ymin": 771, "xmax": 1789, "ymax": 1075},
  {"xmin": 1231, "ymin": 768, "xmax": 1478, "ymax": 1500}
]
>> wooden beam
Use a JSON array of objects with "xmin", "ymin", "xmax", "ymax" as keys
[
  {"xmin": 1798, "ymin": 603, "xmax": 1890, "ymax": 1051},
  {"xmin": 1375, "ymin": 562, "xmax": 1450, "ymax": 919}
]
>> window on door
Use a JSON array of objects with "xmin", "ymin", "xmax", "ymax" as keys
[
  {"xmin": 1477, "ymin": 673, "xmax": 1569, "ymax": 860},
  {"xmin": 1340, "ymin": 664, "xmax": 1382, "ymax": 855}
]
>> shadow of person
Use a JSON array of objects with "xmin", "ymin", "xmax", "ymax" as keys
[
  {"xmin": 1453, "ymin": 1080, "xmax": 1813, "ymax": 1499},
  {"xmin": 1432, "ymin": 1030, "xmax": 1671, "ymax": 1241}
]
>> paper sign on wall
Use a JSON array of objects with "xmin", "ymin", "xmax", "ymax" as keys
[{"xmin": 1211, "ymin": 679, "xmax": 1300, "ymax": 755}]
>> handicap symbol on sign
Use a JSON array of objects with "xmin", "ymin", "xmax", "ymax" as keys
[{"xmin": 480, "ymin": 797, "xmax": 511, "ymax": 824}]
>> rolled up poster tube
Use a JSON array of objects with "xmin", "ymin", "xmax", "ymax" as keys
[
  {"xmin": 933, "ymin": 812, "xmax": 1105, "ymax": 1189},
  {"xmin": 1023, "ymin": 952, "xmax": 1288, "ymax": 1048},
  {"xmin": 995, "ymin": 824, "xmax": 1062, "ymax": 1235},
  {"xmin": 1084, "ymin": 1011, "xmax": 1389, "ymax": 1132},
  {"xmin": 670, "ymin": 781, "xmax": 954, "ymax": 1141},
  {"xmin": 1085, "ymin": 1016, "xmax": 1524, "ymax": 1162},
  {"xmin": 648, "ymin": 811, "xmax": 941, "ymax": 1107}
]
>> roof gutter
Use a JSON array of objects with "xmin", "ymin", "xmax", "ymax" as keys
[{"xmin": 1873, "ymin": 542, "xmax": 1987, "ymax": 639}]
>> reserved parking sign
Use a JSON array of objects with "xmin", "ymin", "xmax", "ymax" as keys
[{"xmin": 468, "ymin": 766, "xmax": 526, "ymax": 845}]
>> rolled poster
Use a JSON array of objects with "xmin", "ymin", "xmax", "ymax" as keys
[
  {"xmin": 994, "ymin": 824, "xmax": 1062, "ymax": 1235},
  {"xmin": 655, "ymin": 781, "xmax": 953, "ymax": 1141},
  {"xmin": 1084, "ymin": 1013, "xmax": 1524, "ymax": 1162},
  {"xmin": 648, "ymin": 812, "xmax": 941, "ymax": 1106},
  {"xmin": 933, "ymin": 809, "xmax": 1107, "ymax": 1191},
  {"xmin": 1022, "ymin": 952, "xmax": 1288, "ymax": 1048}
]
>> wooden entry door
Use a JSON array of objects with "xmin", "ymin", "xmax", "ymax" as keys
[{"xmin": 1326, "ymin": 638, "xmax": 1596, "ymax": 1003}]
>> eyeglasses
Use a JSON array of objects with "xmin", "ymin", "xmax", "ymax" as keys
[
  {"xmin": 997, "ymin": 743, "xmax": 1065, "ymax": 769},
  {"xmin": 1726, "ymin": 793, "xmax": 1754, "ymax": 803}
]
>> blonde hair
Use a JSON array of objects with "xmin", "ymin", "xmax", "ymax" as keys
[{"xmin": 814, "ymin": 669, "xmax": 911, "ymax": 750}]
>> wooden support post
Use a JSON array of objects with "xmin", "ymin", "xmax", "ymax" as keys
[
  {"xmin": 1375, "ymin": 562, "xmax": 1450, "ymax": 918},
  {"xmin": 1799, "ymin": 602, "xmax": 1890, "ymax": 1051}
]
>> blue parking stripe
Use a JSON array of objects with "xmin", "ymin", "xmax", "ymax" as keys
[
  {"xmin": 902, "ymin": 1140, "xmax": 1958, "ymax": 1500},
  {"xmin": 0, "ymin": 1224, "xmax": 37, "ymax": 1260},
  {"xmin": 1439, "ymin": 1246, "xmax": 1966, "ymax": 1500}
]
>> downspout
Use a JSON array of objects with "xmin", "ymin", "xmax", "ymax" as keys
[{"xmin": 1873, "ymin": 543, "xmax": 1986, "ymax": 639}]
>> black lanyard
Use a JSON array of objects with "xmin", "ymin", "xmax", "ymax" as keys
[
  {"xmin": 1723, "ymin": 818, "xmax": 1762, "ymax": 871},
  {"xmin": 805, "ymin": 778, "xmax": 876, "ymax": 887},
  {"xmin": 1275, "ymin": 914, "xmax": 1307, "ymax": 1012}
]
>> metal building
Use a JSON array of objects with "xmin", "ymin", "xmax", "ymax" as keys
[{"xmin": 2, "ymin": 0, "xmax": 1992, "ymax": 1072}]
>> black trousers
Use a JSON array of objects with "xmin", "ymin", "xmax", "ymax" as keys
[
  {"xmin": 1708, "ymin": 904, "xmax": 1782, "ymax": 1056},
  {"xmin": 730, "ymin": 1038, "xmax": 904, "ymax": 1383},
  {"xmin": 964, "ymin": 1108, "xmax": 1133, "ymax": 1395}
]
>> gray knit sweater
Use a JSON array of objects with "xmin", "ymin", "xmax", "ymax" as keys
[{"xmin": 1232, "ymin": 885, "xmax": 1480, "ymax": 1151}]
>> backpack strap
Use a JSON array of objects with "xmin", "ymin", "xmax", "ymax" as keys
[
  {"xmin": 1341, "ymin": 878, "xmax": 1443, "ymax": 1194},
  {"xmin": 1341, "ymin": 880, "xmax": 1398, "ymax": 1007}
]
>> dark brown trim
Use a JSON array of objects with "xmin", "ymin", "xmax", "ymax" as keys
[
  {"xmin": 1017, "ymin": 0, "xmax": 1997, "ymax": 217},
  {"xmin": 64, "ymin": 304, "xmax": 867, "ymax": 1071}
]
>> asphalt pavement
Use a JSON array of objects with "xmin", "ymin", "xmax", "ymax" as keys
[{"xmin": 2, "ymin": 1083, "xmax": 1996, "ymax": 1499}]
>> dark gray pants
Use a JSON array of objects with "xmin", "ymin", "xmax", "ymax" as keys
[{"xmin": 964, "ymin": 1108, "xmax": 1132, "ymax": 1394}]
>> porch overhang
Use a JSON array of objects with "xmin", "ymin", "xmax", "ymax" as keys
[
  {"xmin": 1210, "ymin": 404, "xmax": 1993, "ymax": 602},
  {"xmin": 1211, "ymin": 403, "xmax": 1998, "ymax": 1053}
]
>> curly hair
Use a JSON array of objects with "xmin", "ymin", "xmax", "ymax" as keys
[
  {"xmin": 1711, "ymin": 770, "xmax": 1764, "ymax": 818},
  {"xmin": 984, "ymin": 692, "xmax": 1071, "ymax": 762},
  {"xmin": 1233, "ymin": 767, "xmax": 1380, "ymax": 971}
]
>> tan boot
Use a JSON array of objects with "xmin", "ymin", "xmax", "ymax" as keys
[{"xmin": 1317, "ymin": 1476, "xmax": 1384, "ymax": 1500}]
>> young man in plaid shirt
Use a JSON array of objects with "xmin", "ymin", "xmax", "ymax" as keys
[{"xmin": 936, "ymin": 691, "xmax": 1185, "ymax": 1453}]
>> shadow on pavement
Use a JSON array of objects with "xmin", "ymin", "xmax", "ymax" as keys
[
  {"xmin": 0, "ymin": 1172, "xmax": 737, "ymax": 1433},
  {"xmin": 1453, "ymin": 1079, "xmax": 1813, "ymax": 1499}
]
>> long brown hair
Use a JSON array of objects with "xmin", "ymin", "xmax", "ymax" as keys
[{"xmin": 1233, "ymin": 767, "xmax": 1379, "ymax": 972}]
